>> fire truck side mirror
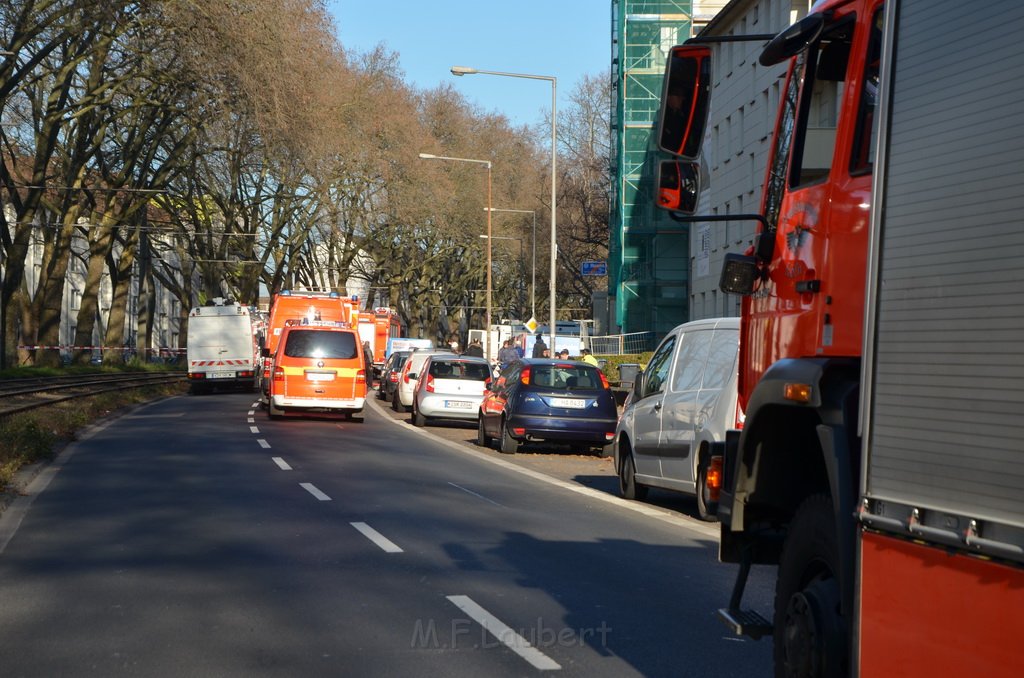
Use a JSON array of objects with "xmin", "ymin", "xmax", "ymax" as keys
[
  {"xmin": 656, "ymin": 160, "xmax": 700, "ymax": 214},
  {"xmin": 759, "ymin": 12, "xmax": 824, "ymax": 66},
  {"xmin": 657, "ymin": 45, "xmax": 712, "ymax": 161}
]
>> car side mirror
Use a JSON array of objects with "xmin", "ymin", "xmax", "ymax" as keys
[{"xmin": 632, "ymin": 369, "xmax": 645, "ymax": 399}]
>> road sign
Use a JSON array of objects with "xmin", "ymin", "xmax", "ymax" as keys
[
  {"xmin": 581, "ymin": 261, "xmax": 608, "ymax": 276},
  {"xmin": 524, "ymin": 317, "xmax": 539, "ymax": 333}
]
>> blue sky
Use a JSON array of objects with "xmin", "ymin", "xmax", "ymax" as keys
[{"xmin": 326, "ymin": 1, "xmax": 611, "ymax": 128}]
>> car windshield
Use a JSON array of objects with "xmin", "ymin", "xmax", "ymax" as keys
[
  {"xmin": 283, "ymin": 330, "xmax": 357, "ymax": 359},
  {"xmin": 530, "ymin": 364, "xmax": 603, "ymax": 390},
  {"xmin": 430, "ymin": 361, "xmax": 490, "ymax": 380}
]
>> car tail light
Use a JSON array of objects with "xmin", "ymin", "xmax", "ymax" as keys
[
  {"xmin": 707, "ymin": 456, "xmax": 724, "ymax": 501},
  {"xmin": 520, "ymin": 367, "xmax": 531, "ymax": 385},
  {"xmin": 599, "ymin": 372, "xmax": 610, "ymax": 389},
  {"xmin": 356, "ymin": 369, "xmax": 366, "ymax": 384},
  {"xmin": 389, "ymin": 372, "xmax": 398, "ymax": 383},
  {"xmin": 403, "ymin": 368, "xmax": 411, "ymax": 384},
  {"xmin": 513, "ymin": 427, "xmax": 526, "ymax": 436},
  {"xmin": 238, "ymin": 370, "xmax": 254, "ymax": 378},
  {"xmin": 605, "ymin": 432, "xmax": 615, "ymax": 441},
  {"xmin": 424, "ymin": 374, "xmax": 435, "ymax": 393},
  {"xmin": 273, "ymin": 366, "xmax": 285, "ymax": 381},
  {"xmin": 188, "ymin": 372, "xmax": 205, "ymax": 380}
]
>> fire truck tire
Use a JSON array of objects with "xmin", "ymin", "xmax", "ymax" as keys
[
  {"xmin": 773, "ymin": 493, "xmax": 847, "ymax": 678},
  {"xmin": 500, "ymin": 421, "xmax": 519, "ymax": 454},
  {"xmin": 477, "ymin": 417, "xmax": 493, "ymax": 448},
  {"xmin": 618, "ymin": 447, "xmax": 648, "ymax": 501}
]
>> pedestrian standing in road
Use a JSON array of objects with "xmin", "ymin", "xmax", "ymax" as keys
[
  {"xmin": 464, "ymin": 338, "xmax": 484, "ymax": 357},
  {"xmin": 497, "ymin": 339, "xmax": 519, "ymax": 371},
  {"xmin": 532, "ymin": 335, "xmax": 547, "ymax": 358},
  {"xmin": 362, "ymin": 341, "xmax": 374, "ymax": 388},
  {"xmin": 581, "ymin": 348, "xmax": 600, "ymax": 367}
]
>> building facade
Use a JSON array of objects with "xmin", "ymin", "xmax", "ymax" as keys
[{"xmin": 609, "ymin": 1, "xmax": 728, "ymax": 339}]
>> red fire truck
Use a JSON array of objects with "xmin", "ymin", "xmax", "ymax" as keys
[
  {"xmin": 656, "ymin": 1, "xmax": 1024, "ymax": 676},
  {"xmin": 355, "ymin": 307, "xmax": 403, "ymax": 378}
]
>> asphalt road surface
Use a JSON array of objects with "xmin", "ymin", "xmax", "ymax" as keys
[{"xmin": 0, "ymin": 391, "xmax": 775, "ymax": 677}]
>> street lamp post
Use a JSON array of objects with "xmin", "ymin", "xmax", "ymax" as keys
[
  {"xmin": 485, "ymin": 208, "xmax": 536, "ymax": 321},
  {"xmin": 451, "ymin": 66, "xmax": 558, "ymax": 354},
  {"xmin": 479, "ymin": 234, "xmax": 524, "ymax": 320},
  {"xmin": 417, "ymin": 153, "xmax": 493, "ymax": 360}
]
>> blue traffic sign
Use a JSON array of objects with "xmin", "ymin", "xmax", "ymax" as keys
[{"xmin": 581, "ymin": 261, "xmax": 607, "ymax": 276}]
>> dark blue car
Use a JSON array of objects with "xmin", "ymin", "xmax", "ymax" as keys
[{"xmin": 476, "ymin": 358, "xmax": 618, "ymax": 455}]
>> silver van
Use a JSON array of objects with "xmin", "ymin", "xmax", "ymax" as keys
[{"xmin": 613, "ymin": 317, "xmax": 741, "ymax": 520}]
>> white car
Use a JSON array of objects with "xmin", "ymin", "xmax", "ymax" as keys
[
  {"xmin": 614, "ymin": 317, "xmax": 741, "ymax": 521},
  {"xmin": 411, "ymin": 355, "xmax": 492, "ymax": 426},
  {"xmin": 391, "ymin": 348, "xmax": 455, "ymax": 413}
]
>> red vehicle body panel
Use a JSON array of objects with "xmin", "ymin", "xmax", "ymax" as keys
[{"xmin": 859, "ymin": 531, "xmax": 1024, "ymax": 676}]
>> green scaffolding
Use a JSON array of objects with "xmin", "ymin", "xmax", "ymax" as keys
[{"xmin": 610, "ymin": 1, "xmax": 693, "ymax": 337}]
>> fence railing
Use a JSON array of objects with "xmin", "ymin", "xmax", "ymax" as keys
[{"xmin": 585, "ymin": 332, "xmax": 655, "ymax": 356}]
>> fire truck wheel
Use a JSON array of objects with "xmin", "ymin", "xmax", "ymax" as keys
[
  {"xmin": 500, "ymin": 421, "xmax": 519, "ymax": 454},
  {"xmin": 618, "ymin": 447, "xmax": 648, "ymax": 501},
  {"xmin": 773, "ymin": 493, "xmax": 847, "ymax": 678}
]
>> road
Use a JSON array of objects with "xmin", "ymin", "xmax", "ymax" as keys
[{"xmin": 0, "ymin": 390, "xmax": 775, "ymax": 677}]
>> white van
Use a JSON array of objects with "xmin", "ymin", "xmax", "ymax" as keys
[
  {"xmin": 186, "ymin": 298, "xmax": 258, "ymax": 394},
  {"xmin": 613, "ymin": 317, "xmax": 741, "ymax": 520}
]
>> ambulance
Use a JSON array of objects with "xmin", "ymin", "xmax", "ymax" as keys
[
  {"xmin": 266, "ymin": 319, "xmax": 367, "ymax": 420},
  {"xmin": 259, "ymin": 290, "xmax": 358, "ymax": 403}
]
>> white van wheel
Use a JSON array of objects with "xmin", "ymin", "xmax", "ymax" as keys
[
  {"xmin": 618, "ymin": 448, "xmax": 648, "ymax": 501},
  {"xmin": 695, "ymin": 461, "xmax": 715, "ymax": 521}
]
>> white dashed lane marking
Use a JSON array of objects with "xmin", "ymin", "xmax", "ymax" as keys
[
  {"xmin": 350, "ymin": 522, "xmax": 404, "ymax": 553},
  {"xmin": 446, "ymin": 595, "xmax": 561, "ymax": 671},
  {"xmin": 257, "ymin": 439, "xmax": 271, "ymax": 449},
  {"xmin": 272, "ymin": 457, "xmax": 292, "ymax": 471},
  {"xmin": 300, "ymin": 483, "xmax": 331, "ymax": 501}
]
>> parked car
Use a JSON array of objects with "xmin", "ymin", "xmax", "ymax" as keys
[
  {"xmin": 267, "ymin": 320, "xmax": 367, "ymax": 420},
  {"xmin": 392, "ymin": 347, "xmax": 455, "ymax": 413},
  {"xmin": 477, "ymin": 358, "xmax": 618, "ymax": 455},
  {"xmin": 377, "ymin": 350, "xmax": 410, "ymax": 402},
  {"xmin": 411, "ymin": 355, "xmax": 492, "ymax": 427},
  {"xmin": 613, "ymin": 317, "xmax": 741, "ymax": 520}
]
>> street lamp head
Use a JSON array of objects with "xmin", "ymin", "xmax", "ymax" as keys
[{"xmin": 450, "ymin": 66, "xmax": 478, "ymax": 76}]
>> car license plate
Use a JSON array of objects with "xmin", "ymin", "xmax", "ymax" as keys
[
  {"xmin": 551, "ymin": 398, "xmax": 586, "ymax": 409},
  {"xmin": 444, "ymin": 400, "xmax": 473, "ymax": 409},
  {"xmin": 210, "ymin": 371, "xmax": 234, "ymax": 379},
  {"xmin": 306, "ymin": 372, "xmax": 335, "ymax": 382}
]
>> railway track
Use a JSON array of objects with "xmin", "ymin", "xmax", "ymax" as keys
[{"xmin": 0, "ymin": 372, "xmax": 186, "ymax": 418}]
